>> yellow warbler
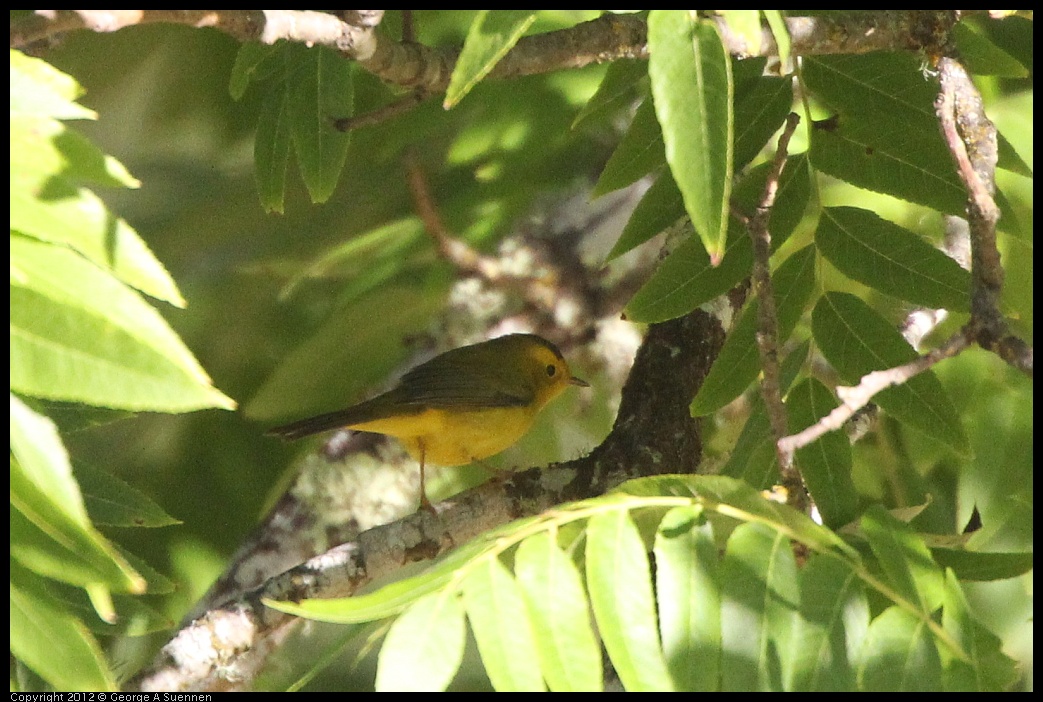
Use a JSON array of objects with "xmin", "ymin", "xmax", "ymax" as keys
[{"xmin": 268, "ymin": 334, "xmax": 588, "ymax": 507}]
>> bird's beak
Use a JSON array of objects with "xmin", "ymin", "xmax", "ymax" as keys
[{"xmin": 570, "ymin": 376, "xmax": 590, "ymax": 388}]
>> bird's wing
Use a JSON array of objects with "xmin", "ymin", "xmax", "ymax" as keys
[{"xmin": 396, "ymin": 355, "xmax": 533, "ymax": 409}]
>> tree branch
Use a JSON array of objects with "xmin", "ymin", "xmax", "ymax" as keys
[
  {"xmin": 13, "ymin": 11, "xmax": 965, "ymax": 90},
  {"xmin": 777, "ymin": 330, "xmax": 971, "ymax": 455},
  {"xmin": 935, "ymin": 55, "xmax": 1032, "ymax": 377}
]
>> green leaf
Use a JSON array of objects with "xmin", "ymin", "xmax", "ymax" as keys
[
  {"xmin": 786, "ymin": 555, "xmax": 868, "ymax": 691},
  {"xmin": 803, "ymin": 53, "xmax": 939, "ymax": 128},
  {"xmin": 763, "ymin": 11, "xmax": 792, "ymax": 69},
  {"xmin": 860, "ymin": 505, "xmax": 946, "ymax": 615},
  {"xmin": 929, "ymin": 548, "xmax": 1034, "ymax": 582},
  {"xmin": 515, "ymin": 532, "xmax": 603, "ymax": 691},
  {"xmin": 719, "ymin": 522, "xmax": 798, "ymax": 691},
  {"xmin": 940, "ymin": 570, "xmax": 1018, "ymax": 691},
  {"xmin": 654, "ymin": 507, "xmax": 720, "ymax": 691},
  {"xmin": 803, "ymin": 53, "xmax": 970, "ymax": 217},
  {"xmin": 623, "ymin": 153, "xmax": 809, "ymax": 323},
  {"xmin": 718, "ymin": 10, "xmax": 763, "ymax": 57},
  {"xmin": 291, "ymin": 46, "xmax": 353, "ymax": 203},
  {"xmin": 462, "ymin": 557, "xmax": 545, "ymax": 691},
  {"xmin": 857, "ymin": 606, "xmax": 942, "ymax": 691},
  {"xmin": 9, "ymin": 111, "xmax": 184, "ymax": 306},
  {"xmin": 618, "ymin": 474, "xmax": 855, "ymax": 558},
  {"xmin": 10, "ymin": 566, "xmax": 115, "ymax": 691},
  {"xmin": 648, "ymin": 11, "xmax": 733, "ymax": 261},
  {"xmin": 815, "ymin": 207, "xmax": 970, "ymax": 312},
  {"xmin": 586, "ymin": 510, "xmax": 674, "ymax": 691},
  {"xmin": 10, "ymin": 49, "xmax": 95, "ymax": 120},
  {"xmin": 593, "ymin": 95, "xmax": 664, "ymax": 196},
  {"xmin": 810, "ymin": 116, "xmax": 970, "ymax": 218},
  {"xmin": 375, "ymin": 591, "xmax": 466, "ymax": 692},
  {"xmin": 623, "ymin": 227, "xmax": 738, "ymax": 323},
  {"xmin": 952, "ymin": 21, "xmax": 1029, "ymax": 78},
  {"xmin": 255, "ymin": 67, "xmax": 293, "ymax": 213},
  {"xmin": 445, "ymin": 11, "xmax": 537, "ymax": 108},
  {"xmin": 690, "ymin": 244, "xmax": 816, "ymax": 416},
  {"xmin": 11, "ymin": 396, "xmax": 88, "ymax": 525},
  {"xmin": 11, "ymin": 477, "xmax": 140, "ymax": 595},
  {"xmin": 605, "ymin": 168, "xmax": 685, "ymax": 261},
  {"xmin": 76, "ymin": 461, "xmax": 181, "ymax": 529},
  {"xmin": 10, "ymin": 236, "xmax": 235, "ymax": 412},
  {"xmin": 811, "ymin": 293, "xmax": 970, "ymax": 455},
  {"xmin": 733, "ymin": 75, "xmax": 793, "ymax": 170},
  {"xmin": 786, "ymin": 378, "xmax": 860, "ymax": 530},
  {"xmin": 572, "ymin": 58, "xmax": 647, "ymax": 131},
  {"xmin": 10, "ymin": 398, "xmax": 144, "ymax": 594},
  {"xmin": 9, "ymin": 114, "xmax": 136, "ymax": 190},
  {"xmin": 720, "ymin": 340, "xmax": 809, "ymax": 488},
  {"xmin": 229, "ymin": 41, "xmax": 280, "ymax": 100}
]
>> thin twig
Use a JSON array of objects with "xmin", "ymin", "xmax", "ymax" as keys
[
  {"xmin": 403, "ymin": 152, "xmax": 506, "ymax": 283},
  {"xmin": 400, "ymin": 10, "xmax": 415, "ymax": 44},
  {"xmin": 778, "ymin": 331, "xmax": 971, "ymax": 454},
  {"xmin": 745, "ymin": 112, "xmax": 804, "ymax": 509},
  {"xmin": 332, "ymin": 90, "xmax": 428, "ymax": 132},
  {"xmin": 403, "ymin": 152, "xmax": 588, "ymax": 320}
]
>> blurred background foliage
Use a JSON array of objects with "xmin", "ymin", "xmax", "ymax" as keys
[{"xmin": 47, "ymin": 9, "xmax": 615, "ymax": 575}]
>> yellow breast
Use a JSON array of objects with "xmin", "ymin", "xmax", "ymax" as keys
[{"xmin": 346, "ymin": 405, "xmax": 539, "ymax": 467}]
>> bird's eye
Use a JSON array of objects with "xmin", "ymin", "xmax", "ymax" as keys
[{"xmin": 546, "ymin": 364, "xmax": 557, "ymax": 377}]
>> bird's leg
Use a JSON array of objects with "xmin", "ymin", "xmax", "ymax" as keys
[{"xmin": 418, "ymin": 441, "xmax": 437, "ymax": 514}]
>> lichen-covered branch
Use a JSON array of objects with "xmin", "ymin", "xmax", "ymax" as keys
[{"xmin": 13, "ymin": 11, "xmax": 965, "ymax": 93}]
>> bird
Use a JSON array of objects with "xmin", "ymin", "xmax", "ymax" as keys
[{"xmin": 268, "ymin": 333, "xmax": 588, "ymax": 509}]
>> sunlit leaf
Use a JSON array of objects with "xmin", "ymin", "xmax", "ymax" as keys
[
  {"xmin": 445, "ymin": 11, "xmax": 536, "ymax": 108},
  {"xmin": 375, "ymin": 591, "xmax": 466, "ymax": 692},
  {"xmin": 10, "ymin": 236, "xmax": 234, "ymax": 412},
  {"xmin": 861, "ymin": 505, "xmax": 946, "ymax": 615},
  {"xmin": 516, "ymin": 532, "xmax": 602, "ymax": 692},
  {"xmin": 10, "ymin": 565, "xmax": 115, "ymax": 691},
  {"xmin": 786, "ymin": 555, "xmax": 868, "ymax": 691},
  {"xmin": 719, "ymin": 522, "xmax": 798, "ymax": 691},
  {"xmin": 587, "ymin": 510, "xmax": 673, "ymax": 691},
  {"xmin": 648, "ymin": 11, "xmax": 733, "ymax": 261},
  {"xmin": 857, "ymin": 606, "xmax": 942, "ymax": 691},
  {"xmin": 655, "ymin": 507, "xmax": 720, "ymax": 691},
  {"xmin": 939, "ymin": 570, "xmax": 1019, "ymax": 691},
  {"xmin": 462, "ymin": 557, "xmax": 545, "ymax": 691}
]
